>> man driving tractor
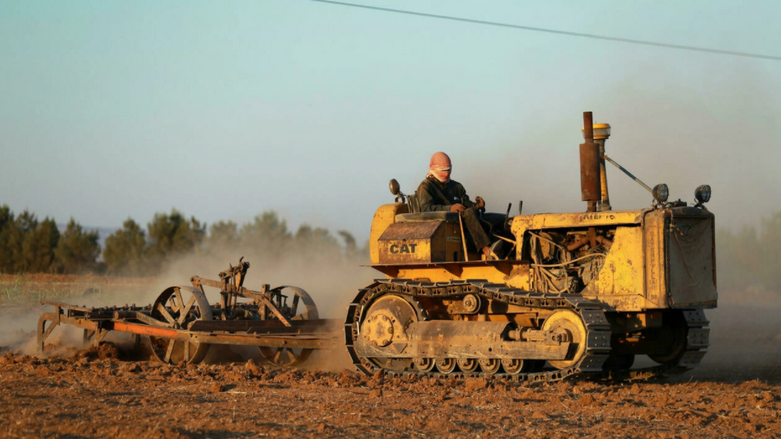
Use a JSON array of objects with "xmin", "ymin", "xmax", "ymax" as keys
[{"xmin": 416, "ymin": 151, "xmax": 495, "ymax": 260}]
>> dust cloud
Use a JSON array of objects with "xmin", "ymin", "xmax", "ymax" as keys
[
  {"xmin": 0, "ymin": 280, "xmax": 159, "ymax": 359},
  {"xmin": 143, "ymin": 241, "xmax": 375, "ymax": 371},
  {"xmin": 0, "ymin": 224, "xmax": 376, "ymax": 370},
  {"xmin": 156, "ymin": 243, "xmax": 376, "ymax": 319},
  {"xmin": 694, "ymin": 287, "xmax": 781, "ymax": 383}
]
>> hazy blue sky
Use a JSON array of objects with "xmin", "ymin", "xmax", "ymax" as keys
[{"xmin": 1, "ymin": 0, "xmax": 779, "ymax": 241}]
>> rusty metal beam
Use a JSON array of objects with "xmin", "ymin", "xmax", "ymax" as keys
[{"xmin": 188, "ymin": 318, "xmax": 339, "ymax": 334}]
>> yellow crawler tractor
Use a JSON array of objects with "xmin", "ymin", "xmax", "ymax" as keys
[{"xmin": 345, "ymin": 112, "xmax": 717, "ymax": 382}]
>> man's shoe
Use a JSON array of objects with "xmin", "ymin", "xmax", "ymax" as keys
[{"xmin": 482, "ymin": 250, "xmax": 500, "ymax": 261}]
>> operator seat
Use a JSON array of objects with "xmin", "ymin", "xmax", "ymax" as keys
[
  {"xmin": 394, "ymin": 193, "xmax": 461, "ymax": 223},
  {"xmin": 395, "ymin": 211, "xmax": 459, "ymax": 223}
]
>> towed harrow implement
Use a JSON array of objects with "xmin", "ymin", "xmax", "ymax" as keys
[{"xmin": 38, "ymin": 259, "xmax": 341, "ymax": 366}]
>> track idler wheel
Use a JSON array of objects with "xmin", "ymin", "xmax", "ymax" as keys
[
  {"xmin": 150, "ymin": 286, "xmax": 213, "ymax": 365},
  {"xmin": 542, "ymin": 309, "xmax": 588, "ymax": 370}
]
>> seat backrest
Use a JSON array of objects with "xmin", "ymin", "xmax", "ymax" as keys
[
  {"xmin": 407, "ymin": 194, "xmax": 420, "ymax": 213},
  {"xmin": 395, "ymin": 211, "xmax": 459, "ymax": 223}
]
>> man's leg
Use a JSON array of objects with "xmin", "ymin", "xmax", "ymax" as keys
[{"xmin": 462, "ymin": 209, "xmax": 491, "ymax": 254}]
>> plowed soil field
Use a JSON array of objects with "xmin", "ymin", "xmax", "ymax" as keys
[
  {"xmin": 1, "ymin": 347, "xmax": 780, "ymax": 439},
  {"xmin": 1, "ymin": 278, "xmax": 780, "ymax": 438}
]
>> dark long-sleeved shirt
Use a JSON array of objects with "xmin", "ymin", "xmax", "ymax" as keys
[{"xmin": 416, "ymin": 176, "xmax": 476, "ymax": 212}]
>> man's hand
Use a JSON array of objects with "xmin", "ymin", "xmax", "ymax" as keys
[
  {"xmin": 450, "ymin": 203, "xmax": 466, "ymax": 213},
  {"xmin": 475, "ymin": 196, "xmax": 485, "ymax": 209}
]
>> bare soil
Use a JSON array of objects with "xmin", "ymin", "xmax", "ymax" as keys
[
  {"xmin": 1, "ymin": 284, "xmax": 780, "ymax": 438},
  {"xmin": 1, "ymin": 342, "xmax": 780, "ymax": 439}
]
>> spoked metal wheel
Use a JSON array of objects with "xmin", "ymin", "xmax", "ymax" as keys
[
  {"xmin": 149, "ymin": 286, "xmax": 213, "ymax": 365},
  {"xmin": 457, "ymin": 358, "xmax": 478, "ymax": 373},
  {"xmin": 258, "ymin": 286, "xmax": 319, "ymax": 367}
]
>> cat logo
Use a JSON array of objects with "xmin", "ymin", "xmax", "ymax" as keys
[{"xmin": 390, "ymin": 243, "xmax": 417, "ymax": 254}]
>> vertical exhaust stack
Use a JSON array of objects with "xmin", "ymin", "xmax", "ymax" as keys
[
  {"xmin": 579, "ymin": 112, "xmax": 600, "ymax": 213},
  {"xmin": 581, "ymin": 121, "xmax": 613, "ymax": 211}
]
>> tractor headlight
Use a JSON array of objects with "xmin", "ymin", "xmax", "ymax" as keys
[
  {"xmin": 652, "ymin": 184, "xmax": 669, "ymax": 203},
  {"xmin": 695, "ymin": 185, "xmax": 711, "ymax": 203}
]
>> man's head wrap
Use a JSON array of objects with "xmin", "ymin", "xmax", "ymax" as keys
[{"xmin": 427, "ymin": 151, "xmax": 452, "ymax": 183}]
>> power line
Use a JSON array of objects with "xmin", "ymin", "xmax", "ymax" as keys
[{"xmin": 310, "ymin": 0, "xmax": 781, "ymax": 62}]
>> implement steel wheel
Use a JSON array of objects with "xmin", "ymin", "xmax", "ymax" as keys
[
  {"xmin": 258, "ymin": 286, "xmax": 319, "ymax": 367},
  {"xmin": 149, "ymin": 286, "xmax": 213, "ymax": 365}
]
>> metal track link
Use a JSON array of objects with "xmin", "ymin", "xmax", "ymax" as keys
[{"xmin": 344, "ymin": 279, "xmax": 613, "ymax": 383}]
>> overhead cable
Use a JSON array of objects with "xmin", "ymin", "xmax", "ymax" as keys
[{"xmin": 310, "ymin": 0, "xmax": 781, "ymax": 62}]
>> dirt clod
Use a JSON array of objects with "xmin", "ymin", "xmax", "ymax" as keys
[{"xmin": 465, "ymin": 378, "xmax": 489, "ymax": 391}]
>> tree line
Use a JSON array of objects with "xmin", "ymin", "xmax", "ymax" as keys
[
  {"xmin": 2, "ymin": 202, "xmax": 780, "ymax": 292},
  {"xmin": 0, "ymin": 205, "xmax": 100, "ymax": 274},
  {"xmin": 0, "ymin": 205, "xmax": 364, "ymax": 276}
]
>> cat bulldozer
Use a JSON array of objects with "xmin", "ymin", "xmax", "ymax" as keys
[{"xmin": 344, "ymin": 112, "xmax": 717, "ymax": 382}]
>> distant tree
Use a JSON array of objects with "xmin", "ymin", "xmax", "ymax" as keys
[
  {"xmin": 205, "ymin": 220, "xmax": 239, "ymax": 251},
  {"xmin": 9, "ymin": 210, "xmax": 36, "ymax": 272},
  {"xmin": 292, "ymin": 224, "xmax": 339, "ymax": 260},
  {"xmin": 240, "ymin": 211, "xmax": 291, "ymax": 256},
  {"xmin": 54, "ymin": 218, "xmax": 100, "ymax": 274},
  {"xmin": 0, "ymin": 205, "xmax": 19, "ymax": 273},
  {"xmin": 294, "ymin": 224, "xmax": 312, "ymax": 240},
  {"xmin": 146, "ymin": 210, "xmax": 206, "ymax": 267},
  {"xmin": 338, "ymin": 230, "xmax": 357, "ymax": 259},
  {"xmin": 19, "ymin": 214, "xmax": 60, "ymax": 273},
  {"xmin": 103, "ymin": 219, "xmax": 148, "ymax": 276}
]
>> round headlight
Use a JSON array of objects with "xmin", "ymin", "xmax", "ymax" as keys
[
  {"xmin": 652, "ymin": 184, "xmax": 669, "ymax": 203},
  {"xmin": 695, "ymin": 185, "xmax": 711, "ymax": 203}
]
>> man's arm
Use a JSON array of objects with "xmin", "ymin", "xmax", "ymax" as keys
[
  {"xmin": 455, "ymin": 183, "xmax": 476, "ymax": 209},
  {"xmin": 417, "ymin": 181, "xmax": 451, "ymax": 212}
]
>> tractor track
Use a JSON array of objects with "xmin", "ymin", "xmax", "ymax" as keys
[{"xmin": 345, "ymin": 279, "xmax": 709, "ymax": 383}]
